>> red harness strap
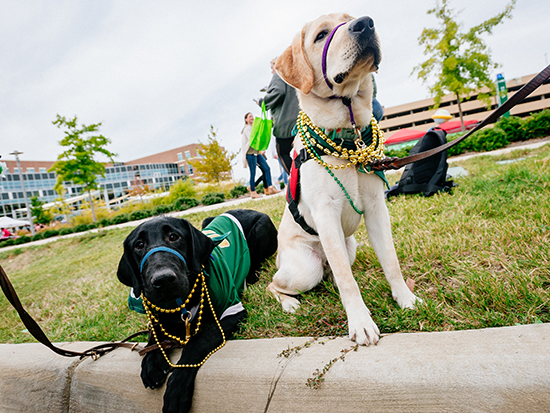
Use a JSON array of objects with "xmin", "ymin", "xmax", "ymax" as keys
[{"xmin": 286, "ymin": 150, "xmax": 318, "ymax": 236}]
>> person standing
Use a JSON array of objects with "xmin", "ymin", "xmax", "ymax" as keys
[
  {"xmin": 259, "ymin": 58, "xmax": 300, "ymax": 174},
  {"xmin": 241, "ymin": 112, "xmax": 280, "ymax": 198}
]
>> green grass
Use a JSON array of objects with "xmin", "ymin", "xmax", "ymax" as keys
[{"xmin": 1, "ymin": 145, "xmax": 549, "ymax": 344}]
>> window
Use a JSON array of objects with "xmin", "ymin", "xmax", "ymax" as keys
[
  {"xmin": 188, "ymin": 165, "xmax": 193, "ymax": 175},
  {"xmin": 177, "ymin": 152, "xmax": 183, "ymax": 161},
  {"xmin": 27, "ymin": 168, "xmax": 35, "ymax": 173},
  {"xmin": 185, "ymin": 151, "xmax": 191, "ymax": 159}
]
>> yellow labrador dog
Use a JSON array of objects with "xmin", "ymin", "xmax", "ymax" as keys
[{"xmin": 268, "ymin": 13, "xmax": 421, "ymax": 346}]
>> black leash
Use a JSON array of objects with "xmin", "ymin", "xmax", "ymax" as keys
[
  {"xmin": 371, "ymin": 63, "xmax": 550, "ymax": 171},
  {"xmin": 0, "ymin": 263, "xmax": 147, "ymax": 359}
]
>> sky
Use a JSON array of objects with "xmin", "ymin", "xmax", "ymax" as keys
[{"xmin": 1, "ymin": 0, "xmax": 549, "ymax": 182}]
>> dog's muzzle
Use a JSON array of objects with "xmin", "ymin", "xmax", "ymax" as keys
[
  {"xmin": 322, "ymin": 16, "xmax": 379, "ymax": 89},
  {"xmin": 140, "ymin": 246, "xmax": 187, "ymax": 273}
]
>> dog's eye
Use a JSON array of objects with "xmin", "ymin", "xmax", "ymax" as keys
[
  {"xmin": 135, "ymin": 241, "xmax": 145, "ymax": 250},
  {"xmin": 168, "ymin": 233, "xmax": 180, "ymax": 242},
  {"xmin": 315, "ymin": 30, "xmax": 328, "ymax": 42}
]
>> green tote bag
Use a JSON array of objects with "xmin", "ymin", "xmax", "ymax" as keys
[{"xmin": 249, "ymin": 101, "xmax": 273, "ymax": 151}]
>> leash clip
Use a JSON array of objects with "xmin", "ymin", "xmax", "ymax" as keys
[{"xmin": 183, "ymin": 312, "xmax": 192, "ymax": 341}]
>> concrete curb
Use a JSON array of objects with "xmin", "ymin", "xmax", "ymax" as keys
[{"xmin": 1, "ymin": 324, "xmax": 549, "ymax": 412}]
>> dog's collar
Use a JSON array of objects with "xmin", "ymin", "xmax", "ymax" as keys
[
  {"xmin": 322, "ymin": 21, "xmax": 348, "ymax": 91},
  {"xmin": 140, "ymin": 246, "xmax": 186, "ymax": 273}
]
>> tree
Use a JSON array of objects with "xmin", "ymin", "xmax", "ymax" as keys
[
  {"xmin": 188, "ymin": 126, "xmax": 237, "ymax": 183},
  {"xmin": 30, "ymin": 196, "xmax": 53, "ymax": 226},
  {"xmin": 413, "ymin": 0, "xmax": 516, "ymax": 131},
  {"xmin": 49, "ymin": 115, "xmax": 117, "ymax": 222}
]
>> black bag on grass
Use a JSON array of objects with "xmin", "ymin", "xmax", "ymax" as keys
[{"xmin": 385, "ymin": 128, "xmax": 456, "ymax": 198}]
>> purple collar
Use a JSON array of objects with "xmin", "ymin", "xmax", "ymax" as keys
[
  {"xmin": 322, "ymin": 22, "xmax": 347, "ymax": 91},
  {"xmin": 320, "ymin": 21, "xmax": 362, "ymax": 134}
]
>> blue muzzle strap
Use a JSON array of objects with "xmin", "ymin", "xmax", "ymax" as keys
[{"xmin": 140, "ymin": 246, "xmax": 186, "ymax": 273}]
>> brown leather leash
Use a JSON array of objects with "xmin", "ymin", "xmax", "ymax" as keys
[
  {"xmin": 0, "ymin": 263, "xmax": 147, "ymax": 359},
  {"xmin": 371, "ymin": 63, "xmax": 550, "ymax": 171}
]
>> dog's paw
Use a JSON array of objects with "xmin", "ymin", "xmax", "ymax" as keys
[
  {"xmin": 162, "ymin": 369, "xmax": 195, "ymax": 413},
  {"xmin": 281, "ymin": 295, "xmax": 301, "ymax": 313},
  {"xmin": 348, "ymin": 312, "xmax": 380, "ymax": 346},
  {"xmin": 395, "ymin": 289, "xmax": 423, "ymax": 310},
  {"xmin": 141, "ymin": 351, "xmax": 171, "ymax": 389},
  {"xmin": 267, "ymin": 283, "xmax": 301, "ymax": 313}
]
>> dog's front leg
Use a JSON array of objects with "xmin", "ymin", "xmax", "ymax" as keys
[
  {"xmin": 141, "ymin": 332, "xmax": 171, "ymax": 389},
  {"xmin": 315, "ymin": 217, "xmax": 380, "ymax": 346},
  {"xmin": 162, "ymin": 310, "xmax": 247, "ymax": 413},
  {"xmin": 362, "ymin": 181, "xmax": 421, "ymax": 309}
]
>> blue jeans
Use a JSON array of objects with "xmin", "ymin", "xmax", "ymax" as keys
[
  {"xmin": 277, "ymin": 158, "xmax": 288, "ymax": 185},
  {"xmin": 372, "ymin": 98, "xmax": 384, "ymax": 123},
  {"xmin": 246, "ymin": 154, "xmax": 272, "ymax": 191}
]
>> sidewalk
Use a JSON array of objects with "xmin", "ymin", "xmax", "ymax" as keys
[{"xmin": 1, "ymin": 323, "xmax": 549, "ymax": 412}]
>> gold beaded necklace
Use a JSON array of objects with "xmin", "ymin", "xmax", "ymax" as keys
[
  {"xmin": 297, "ymin": 110, "xmax": 386, "ymax": 170},
  {"xmin": 141, "ymin": 271, "xmax": 226, "ymax": 368},
  {"xmin": 296, "ymin": 111, "xmax": 387, "ymax": 215}
]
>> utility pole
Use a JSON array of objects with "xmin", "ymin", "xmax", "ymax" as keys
[{"xmin": 10, "ymin": 150, "xmax": 35, "ymax": 236}]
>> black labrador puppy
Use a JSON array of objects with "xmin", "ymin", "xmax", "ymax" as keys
[{"xmin": 117, "ymin": 209, "xmax": 277, "ymax": 413}]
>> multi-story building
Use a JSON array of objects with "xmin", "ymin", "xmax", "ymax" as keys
[
  {"xmin": 0, "ymin": 143, "xmax": 203, "ymax": 218},
  {"xmin": 126, "ymin": 143, "xmax": 203, "ymax": 177},
  {"xmin": 380, "ymin": 72, "xmax": 550, "ymax": 143}
]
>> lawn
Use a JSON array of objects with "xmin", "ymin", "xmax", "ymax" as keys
[{"xmin": 1, "ymin": 144, "xmax": 549, "ymax": 345}]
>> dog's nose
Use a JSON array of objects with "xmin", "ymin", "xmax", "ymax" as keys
[
  {"xmin": 348, "ymin": 16, "xmax": 375, "ymax": 37},
  {"xmin": 151, "ymin": 271, "xmax": 177, "ymax": 289}
]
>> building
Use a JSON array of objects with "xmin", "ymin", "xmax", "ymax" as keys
[
  {"xmin": 126, "ymin": 143, "xmax": 202, "ymax": 177},
  {"xmin": 0, "ymin": 143, "xmax": 205, "ymax": 218},
  {"xmin": 379, "ymin": 72, "xmax": 550, "ymax": 143}
]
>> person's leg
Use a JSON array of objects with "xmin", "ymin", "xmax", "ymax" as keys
[
  {"xmin": 276, "ymin": 137, "xmax": 294, "ymax": 175},
  {"xmin": 277, "ymin": 158, "xmax": 288, "ymax": 185},
  {"xmin": 256, "ymin": 155, "xmax": 272, "ymax": 187},
  {"xmin": 255, "ymin": 173, "xmax": 265, "ymax": 188},
  {"xmin": 246, "ymin": 154, "xmax": 258, "ymax": 191},
  {"xmin": 372, "ymin": 98, "xmax": 384, "ymax": 123}
]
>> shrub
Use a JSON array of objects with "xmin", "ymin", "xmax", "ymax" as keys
[
  {"xmin": 98, "ymin": 218, "xmax": 111, "ymax": 228},
  {"xmin": 31, "ymin": 232, "xmax": 46, "ymax": 241},
  {"xmin": 130, "ymin": 209, "xmax": 152, "ymax": 221},
  {"xmin": 385, "ymin": 146, "xmax": 412, "ymax": 159},
  {"xmin": 521, "ymin": 109, "xmax": 550, "ymax": 140},
  {"xmin": 166, "ymin": 179, "xmax": 197, "ymax": 203},
  {"xmin": 14, "ymin": 236, "xmax": 31, "ymax": 245},
  {"xmin": 74, "ymin": 223, "xmax": 91, "ymax": 233},
  {"xmin": 58, "ymin": 228, "xmax": 75, "ymax": 236},
  {"xmin": 173, "ymin": 197, "xmax": 199, "ymax": 211},
  {"xmin": 469, "ymin": 127, "xmax": 509, "ymax": 152},
  {"xmin": 200, "ymin": 192, "xmax": 225, "ymax": 206},
  {"xmin": 0, "ymin": 239, "xmax": 16, "ymax": 247},
  {"xmin": 109, "ymin": 214, "xmax": 130, "ymax": 225},
  {"xmin": 230, "ymin": 185, "xmax": 249, "ymax": 198},
  {"xmin": 153, "ymin": 204, "xmax": 173, "ymax": 215},
  {"xmin": 42, "ymin": 229, "xmax": 60, "ymax": 239},
  {"xmin": 496, "ymin": 116, "xmax": 525, "ymax": 142}
]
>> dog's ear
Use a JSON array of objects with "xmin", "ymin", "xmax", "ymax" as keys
[
  {"xmin": 117, "ymin": 236, "xmax": 142, "ymax": 297},
  {"xmin": 177, "ymin": 219, "xmax": 215, "ymax": 275},
  {"xmin": 276, "ymin": 28, "xmax": 314, "ymax": 94}
]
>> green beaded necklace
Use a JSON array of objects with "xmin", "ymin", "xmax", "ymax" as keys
[{"xmin": 297, "ymin": 111, "xmax": 388, "ymax": 215}]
